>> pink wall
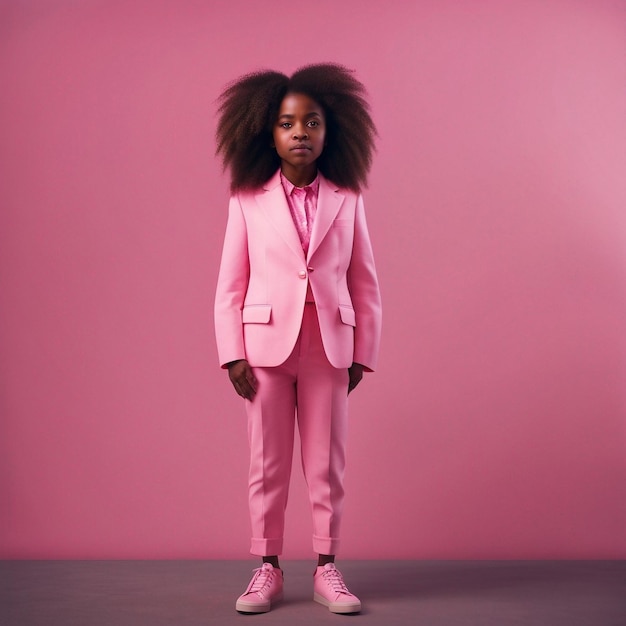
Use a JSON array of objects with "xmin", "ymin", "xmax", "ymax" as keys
[{"xmin": 1, "ymin": 0, "xmax": 625, "ymax": 560}]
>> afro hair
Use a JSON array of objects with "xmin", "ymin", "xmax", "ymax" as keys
[{"xmin": 216, "ymin": 63, "xmax": 376, "ymax": 192}]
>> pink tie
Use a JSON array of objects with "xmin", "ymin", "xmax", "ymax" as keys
[{"xmin": 293, "ymin": 186, "xmax": 313, "ymax": 254}]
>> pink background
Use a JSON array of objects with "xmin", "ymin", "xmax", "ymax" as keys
[{"xmin": 1, "ymin": 0, "xmax": 625, "ymax": 560}]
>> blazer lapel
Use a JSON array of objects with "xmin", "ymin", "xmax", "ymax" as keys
[
  {"xmin": 256, "ymin": 171, "xmax": 305, "ymax": 261},
  {"xmin": 307, "ymin": 174, "xmax": 345, "ymax": 261}
]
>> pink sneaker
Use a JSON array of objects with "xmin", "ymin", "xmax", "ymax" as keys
[
  {"xmin": 313, "ymin": 563, "xmax": 362, "ymax": 613},
  {"xmin": 235, "ymin": 563, "xmax": 284, "ymax": 613}
]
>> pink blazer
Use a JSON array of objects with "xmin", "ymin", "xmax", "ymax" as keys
[{"xmin": 214, "ymin": 170, "xmax": 382, "ymax": 371}]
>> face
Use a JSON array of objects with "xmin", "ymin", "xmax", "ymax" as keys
[{"xmin": 272, "ymin": 92, "xmax": 326, "ymax": 182}]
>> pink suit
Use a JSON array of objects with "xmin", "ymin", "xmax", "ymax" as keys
[{"xmin": 215, "ymin": 170, "xmax": 381, "ymax": 555}]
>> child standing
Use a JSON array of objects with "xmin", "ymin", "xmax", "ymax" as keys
[{"xmin": 214, "ymin": 63, "xmax": 381, "ymax": 614}]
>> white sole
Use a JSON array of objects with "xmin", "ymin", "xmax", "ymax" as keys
[
  {"xmin": 314, "ymin": 592, "xmax": 361, "ymax": 613},
  {"xmin": 236, "ymin": 591, "xmax": 283, "ymax": 613}
]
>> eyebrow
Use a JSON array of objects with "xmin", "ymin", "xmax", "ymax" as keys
[{"xmin": 277, "ymin": 112, "xmax": 323, "ymax": 120}]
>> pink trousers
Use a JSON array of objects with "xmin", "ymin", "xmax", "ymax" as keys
[{"xmin": 245, "ymin": 303, "xmax": 350, "ymax": 556}]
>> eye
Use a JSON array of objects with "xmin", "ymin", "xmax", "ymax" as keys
[
  {"xmin": 280, "ymin": 122, "xmax": 292, "ymax": 129},
  {"xmin": 307, "ymin": 120, "xmax": 319, "ymax": 127}
]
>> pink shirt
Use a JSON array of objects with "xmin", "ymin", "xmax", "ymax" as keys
[{"xmin": 280, "ymin": 172, "xmax": 320, "ymax": 255}]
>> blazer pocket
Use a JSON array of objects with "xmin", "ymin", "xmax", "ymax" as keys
[
  {"xmin": 242, "ymin": 304, "xmax": 272, "ymax": 324},
  {"xmin": 338, "ymin": 305, "xmax": 356, "ymax": 327}
]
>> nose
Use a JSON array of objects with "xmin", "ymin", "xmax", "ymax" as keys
[{"xmin": 292, "ymin": 125, "xmax": 308, "ymax": 140}]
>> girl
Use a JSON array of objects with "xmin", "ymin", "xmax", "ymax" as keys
[{"xmin": 214, "ymin": 63, "xmax": 382, "ymax": 614}]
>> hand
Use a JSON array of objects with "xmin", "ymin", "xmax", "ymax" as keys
[
  {"xmin": 348, "ymin": 362, "xmax": 364, "ymax": 395},
  {"xmin": 227, "ymin": 359, "xmax": 258, "ymax": 400}
]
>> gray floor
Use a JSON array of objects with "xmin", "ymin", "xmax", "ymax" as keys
[{"xmin": 2, "ymin": 560, "xmax": 625, "ymax": 625}]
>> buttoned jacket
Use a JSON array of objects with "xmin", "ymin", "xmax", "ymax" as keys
[{"xmin": 214, "ymin": 170, "xmax": 381, "ymax": 371}]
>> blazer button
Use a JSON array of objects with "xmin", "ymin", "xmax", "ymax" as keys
[{"xmin": 298, "ymin": 270, "xmax": 307, "ymax": 279}]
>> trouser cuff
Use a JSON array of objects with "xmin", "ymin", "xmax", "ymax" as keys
[
  {"xmin": 250, "ymin": 537, "xmax": 283, "ymax": 557},
  {"xmin": 313, "ymin": 535, "xmax": 340, "ymax": 556}
]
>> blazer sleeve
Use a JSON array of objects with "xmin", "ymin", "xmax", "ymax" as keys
[
  {"xmin": 214, "ymin": 194, "xmax": 250, "ymax": 368},
  {"xmin": 347, "ymin": 194, "xmax": 382, "ymax": 371}
]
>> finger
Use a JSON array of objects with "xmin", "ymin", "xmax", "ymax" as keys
[
  {"xmin": 232, "ymin": 377, "xmax": 250, "ymax": 399},
  {"xmin": 233, "ymin": 381, "xmax": 245, "ymax": 398},
  {"xmin": 243, "ymin": 365, "xmax": 258, "ymax": 393},
  {"xmin": 348, "ymin": 376, "xmax": 362, "ymax": 395},
  {"xmin": 240, "ymin": 379, "xmax": 257, "ymax": 400}
]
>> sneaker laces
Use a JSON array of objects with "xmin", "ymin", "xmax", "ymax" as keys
[
  {"xmin": 322, "ymin": 564, "xmax": 351, "ymax": 595},
  {"xmin": 246, "ymin": 564, "xmax": 275, "ymax": 596}
]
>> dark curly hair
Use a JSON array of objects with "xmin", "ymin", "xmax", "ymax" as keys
[{"xmin": 216, "ymin": 63, "xmax": 376, "ymax": 192}]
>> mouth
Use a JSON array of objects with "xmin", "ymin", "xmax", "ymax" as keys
[{"xmin": 290, "ymin": 144, "xmax": 311, "ymax": 151}]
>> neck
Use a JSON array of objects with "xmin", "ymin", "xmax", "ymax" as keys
[{"xmin": 281, "ymin": 164, "xmax": 318, "ymax": 188}]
